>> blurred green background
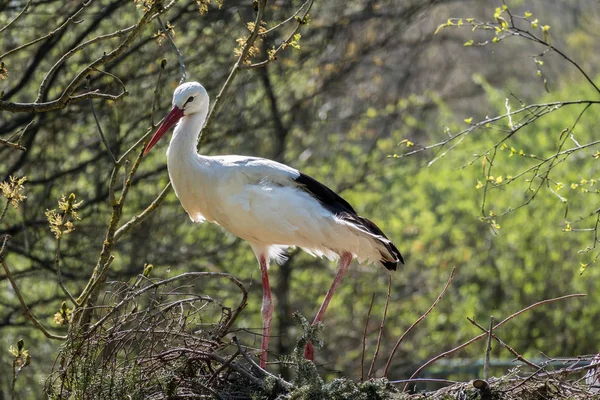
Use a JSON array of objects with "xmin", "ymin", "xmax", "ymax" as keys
[{"xmin": 1, "ymin": 0, "xmax": 600, "ymax": 397}]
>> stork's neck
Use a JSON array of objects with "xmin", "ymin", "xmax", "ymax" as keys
[{"xmin": 166, "ymin": 110, "xmax": 208, "ymax": 162}]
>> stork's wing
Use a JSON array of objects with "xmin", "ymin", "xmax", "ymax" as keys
[
  {"xmin": 213, "ymin": 155, "xmax": 300, "ymax": 185},
  {"xmin": 292, "ymin": 171, "xmax": 404, "ymax": 269},
  {"xmin": 293, "ymin": 172, "xmax": 356, "ymax": 215},
  {"xmin": 213, "ymin": 155, "xmax": 403, "ymax": 269}
]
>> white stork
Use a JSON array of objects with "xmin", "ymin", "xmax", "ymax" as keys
[{"xmin": 143, "ymin": 82, "xmax": 403, "ymax": 368}]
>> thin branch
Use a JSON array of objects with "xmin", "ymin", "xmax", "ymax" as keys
[
  {"xmin": 466, "ymin": 317, "xmax": 540, "ymax": 369},
  {"xmin": 0, "ymin": 138, "xmax": 27, "ymax": 152},
  {"xmin": 360, "ymin": 293, "xmax": 375, "ymax": 382},
  {"xmin": 1, "ymin": 258, "xmax": 66, "ymax": 340},
  {"xmin": 0, "ymin": 235, "xmax": 8, "ymax": 257},
  {"xmin": 35, "ymin": 24, "xmax": 136, "ymax": 102},
  {"xmin": 1, "ymin": 2, "xmax": 159, "ymax": 113},
  {"xmin": 4, "ymin": 118, "xmax": 34, "ymax": 145},
  {"xmin": 484, "ymin": 316, "xmax": 494, "ymax": 380},
  {"xmin": 242, "ymin": 0, "xmax": 314, "ymax": 69},
  {"xmin": 401, "ymin": 100, "xmax": 600, "ymax": 159},
  {"xmin": 87, "ymin": 272, "xmax": 247, "ymax": 336},
  {"xmin": 384, "ymin": 267, "xmax": 455, "ymax": 377},
  {"xmin": 261, "ymin": 0, "xmax": 311, "ymax": 35},
  {"xmin": 86, "ymin": 77, "xmax": 117, "ymax": 164},
  {"xmin": 0, "ymin": 197, "xmax": 10, "ymax": 223},
  {"xmin": 509, "ymin": 25, "xmax": 600, "ymax": 96},
  {"xmin": 232, "ymin": 336, "xmax": 293, "ymax": 390},
  {"xmin": 54, "ymin": 235, "xmax": 78, "ymax": 306},
  {"xmin": 0, "ymin": 3, "xmax": 88, "ymax": 60},
  {"xmin": 151, "ymin": 59, "xmax": 168, "ymax": 127},
  {"xmin": 198, "ymin": 0, "xmax": 268, "ymax": 147},
  {"xmin": 390, "ymin": 378, "xmax": 458, "ymax": 385},
  {"xmin": 0, "ymin": 90, "xmax": 129, "ymax": 113},
  {"xmin": 0, "ymin": 0, "xmax": 32, "ymax": 34},
  {"xmin": 114, "ymin": 182, "xmax": 171, "ymax": 242},
  {"xmin": 206, "ymin": 350, "xmax": 241, "ymax": 386},
  {"xmin": 77, "ymin": 135, "xmax": 149, "ymax": 313},
  {"xmin": 368, "ymin": 273, "xmax": 391, "ymax": 378},
  {"xmin": 403, "ymin": 293, "xmax": 586, "ymax": 391},
  {"xmin": 116, "ymin": 127, "xmax": 153, "ymax": 166},
  {"xmin": 156, "ymin": 16, "xmax": 186, "ymax": 84}
]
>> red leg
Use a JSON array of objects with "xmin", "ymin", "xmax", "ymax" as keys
[
  {"xmin": 304, "ymin": 252, "xmax": 353, "ymax": 360},
  {"xmin": 258, "ymin": 254, "xmax": 273, "ymax": 369}
]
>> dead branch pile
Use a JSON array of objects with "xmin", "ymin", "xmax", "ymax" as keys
[
  {"xmin": 41, "ymin": 270, "xmax": 600, "ymax": 400},
  {"xmin": 42, "ymin": 271, "xmax": 272, "ymax": 399}
]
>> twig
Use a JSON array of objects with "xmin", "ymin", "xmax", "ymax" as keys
[
  {"xmin": 156, "ymin": 16, "xmax": 186, "ymax": 84},
  {"xmin": 35, "ymin": 24, "xmax": 136, "ymax": 102},
  {"xmin": 151, "ymin": 347, "xmax": 266, "ymax": 389},
  {"xmin": 0, "ymin": 138, "xmax": 26, "ymax": 151},
  {"xmin": 466, "ymin": 317, "xmax": 540, "ymax": 369},
  {"xmin": 54, "ymin": 235, "xmax": 78, "ymax": 306},
  {"xmin": 1, "ymin": 258, "xmax": 66, "ymax": 340},
  {"xmin": 1, "ymin": 1, "xmax": 159, "ymax": 113},
  {"xmin": 206, "ymin": 350, "xmax": 241, "ymax": 386},
  {"xmin": 509, "ymin": 25, "xmax": 600, "ymax": 96},
  {"xmin": 0, "ymin": 201, "xmax": 9, "ymax": 224},
  {"xmin": 206, "ymin": 351, "xmax": 265, "ymax": 388},
  {"xmin": 151, "ymin": 59, "xmax": 168, "ymax": 127},
  {"xmin": 400, "ymin": 100, "xmax": 600, "ymax": 159},
  {"xmin": 0, "ymin": 0, "xmax": 32, "ymax": 34},
  {"xmin": 360, "ymin": 293, "xmax": 375, "ymax": 382},
  {"xmin": 233, "ymin": 335, "xmax": 267, "ymax": 373},
  {"xmin": 508, "ymin": 365, "xmax": 545, "ymax": 391},
  {"xmin": 0, "ymin": 235, "xmax": 9, "ymax": 258},
  {"xmin": 232, "ymin": 336, "xmax": 293, "ymax": 390},
  {"xmin": 76, "ymin": 125, "xmax": 153, "ymax": 316},
  {"xmin": 114, "ymin": 183, "xmax": 171, "ymax": 242},
  {"xmin": 484, "ymin": 316, "xmax": 494, "ymax": 380},
  {"xmin": 535, "ymin": 362, "xmax": 600, "ymax": 379},
  {"xmin": 86, "ymin": 76, "xmax": 117, "ymax": 164},
  {"xmin": 403, "ymin": 293, "xmax": 586, "ymax": 391},
  {"xmin": 384, "ymin": 267, "xmax": 455, "ymax": 377},
  {"xmin": 87, "ymin": 272, "xmax": 247, "ymax": 335},
  {"xmin": 261, "ymin": 0, "xmax": 311, "ymax": 35},
  {"xmin": 92, "ymin": 67, "xmax": 127, "ymax": 94},
  {"xmin": 241, "ymin": 0, "xmax": 315, "ymax": 69},
  {"xmin": 5, "ymin": 118, "xmax": 34, "ymax": 143},
  {"xmin": 494, "ymin": 294, "xmax": 584, "ymax": 329},
  {"xmin": 368, "ymin": 273, "xmax": 391, "ymax": 378},
  {"xmin": 198, "ymin": 0, "xmax": 267, "ymax": 147},
  {"xmin": 390, "ymin": 378, "xmax": 458, "ymax": 385},
  {"xmin": 0, "ymin": 3, "xmax": 88, "ymax": 60}
]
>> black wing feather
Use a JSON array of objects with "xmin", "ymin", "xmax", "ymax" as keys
[
  {"xmin": 294, "ymin": 172, "xmax": 356, "ymax": 215},
  {"xmin": 294, "ymin": 172, "xmax": 404, "ymax": 270}
]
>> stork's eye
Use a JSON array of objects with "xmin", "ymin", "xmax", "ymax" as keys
[{"xmin": 185, "ymin": 96, "xmax": 194, "ymax": 105}]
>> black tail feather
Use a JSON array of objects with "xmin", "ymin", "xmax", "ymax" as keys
[
  {"xmin": 337, "ymin": 212, "xmax": 404, "ymax": 271},
  {"xmin": 379, "ymin": 241, "xmax": 404, "ymax": 271},
  {"xmin": 293, "ymin": 172, "xmax": 403, "ymax": 270}
]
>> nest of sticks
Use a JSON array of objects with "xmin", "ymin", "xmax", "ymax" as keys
[{"xmin": 41, "ymin": 269, "xmax": 600, "ymax": 400}]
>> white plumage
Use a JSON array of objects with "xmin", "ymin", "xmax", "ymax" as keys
[{"xmin": 144, "ymin": 81, "xmax": 403, "ymax": 368}]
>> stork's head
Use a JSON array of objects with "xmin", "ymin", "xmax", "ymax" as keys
[{"xmin": 143, "ymin": 82, "xmax": 209, "ymax": 155}]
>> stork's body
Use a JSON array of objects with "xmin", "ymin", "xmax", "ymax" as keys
[{"xmin": 144, "ymin": 82, "xmax": 403, "ymax": 368}]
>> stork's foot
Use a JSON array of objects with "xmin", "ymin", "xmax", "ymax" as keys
[{"xmin": 303, "ymin": 341, "xmax": 315, "ymax": 361}]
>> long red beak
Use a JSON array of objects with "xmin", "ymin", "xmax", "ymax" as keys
[{"xmin": 143, "ymin": 106, "xmax": 184, "ymax": 155}]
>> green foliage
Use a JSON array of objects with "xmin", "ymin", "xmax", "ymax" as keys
[
  {"xmin": 3, "ymin": 0, "xmax": 600, "ymax": 398},
  {"xmin": 288, "ymin": 378, "xmax": 400, "ymax": 400}
]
